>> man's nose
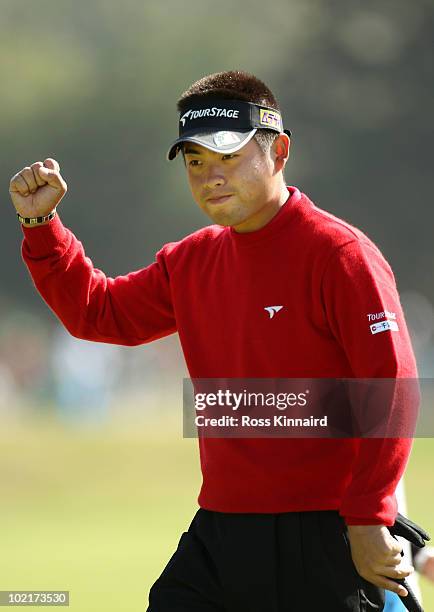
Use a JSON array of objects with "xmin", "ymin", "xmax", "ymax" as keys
[{"xmin": 204, "ymin": 165, "xmax": 226, "ymax": 190}]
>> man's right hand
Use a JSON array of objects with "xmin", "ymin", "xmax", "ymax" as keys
[{"xmin": 9, "ymin": 158, "xmax": 67, "ymax": 225}]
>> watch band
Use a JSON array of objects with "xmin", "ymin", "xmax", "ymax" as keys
[{"xmin": 17, "ymin": 209, "xmax": 57, "ymax": 225}]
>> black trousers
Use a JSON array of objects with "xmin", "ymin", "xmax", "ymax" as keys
[{"xmin": 147, "ymin": 509, "xmax": 385, "ymax": 612}]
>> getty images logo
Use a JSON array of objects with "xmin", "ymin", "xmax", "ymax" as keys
[{"xmin": 264, "ymin": 306, "xmax": 283, "ymax": 319}]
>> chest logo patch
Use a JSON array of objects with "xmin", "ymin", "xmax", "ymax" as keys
[{"xmin": 264, "ymin": 305, "xmax": 283, "ymax": 319}]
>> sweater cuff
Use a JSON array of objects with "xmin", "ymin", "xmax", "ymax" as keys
[{"xmin": 21, "ymin": 213, "xmax": 70, "ymax": 258}]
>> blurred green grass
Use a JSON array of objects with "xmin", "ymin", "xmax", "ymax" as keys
[{"xmin": 0, "ymin": 415, "xmax": 433, "ymax": 610}]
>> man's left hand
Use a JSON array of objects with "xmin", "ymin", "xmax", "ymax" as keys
[{"xmin": 347, "ymin": 524, "xmax": 414, "ymax": 597}]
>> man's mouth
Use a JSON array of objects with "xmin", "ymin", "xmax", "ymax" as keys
[{"xmin": 206, "ymin": 194, "xmax": 233, "ymax": 205}]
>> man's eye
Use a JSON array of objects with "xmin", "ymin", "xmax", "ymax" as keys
[
  {"xmin": 188, "ymin": 160, "xmax": 201, "ymax": 167},
  {"xmin": 222, "ymin": 154, "xmax": 236, "ymax": 160}
]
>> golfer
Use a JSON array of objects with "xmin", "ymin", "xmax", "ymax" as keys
[{"xmin": 9, "ymin": 71, "xmax": 418, "ymax": 611}]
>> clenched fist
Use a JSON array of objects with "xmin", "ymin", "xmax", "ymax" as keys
[{"xmin": 9, "ymin": 158, "xmax": 67, "ymax": 225}]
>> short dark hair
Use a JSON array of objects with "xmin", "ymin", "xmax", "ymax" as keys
[{"xmin": 177, "ymin": 70, "xmax": 281, "ymax": 154}]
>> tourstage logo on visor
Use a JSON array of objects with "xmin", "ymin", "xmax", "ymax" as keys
[
  {"xmin": 180, "ymin": 107, "xmax": 240, "ymax": 126},
  {"xmin": 259, "ymin": 108, "xmax": 282, "ymax": 130}
]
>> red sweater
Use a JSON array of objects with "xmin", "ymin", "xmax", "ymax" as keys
[{"xmin": 21, "ymin": 187, "xmax": 417, "ymax": 525}]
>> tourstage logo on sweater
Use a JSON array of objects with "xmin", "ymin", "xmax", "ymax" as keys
[
  {"xmin": 367, "ymin": 310, "xmax": 396, "ymax": 322},
  {"xmin": 367, "ymin": 310, "xmax": 399, "ymax": 335}
]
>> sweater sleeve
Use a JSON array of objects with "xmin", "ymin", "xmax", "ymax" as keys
[
  {"xmin": 321, "ymin": 239, "xmax": 418, "ymax": 526},
  {"xmin": 21, "ymin": 215, "xmax": 177, "ymax": 345}
]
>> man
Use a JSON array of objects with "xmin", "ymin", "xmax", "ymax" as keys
[{"xmin": 9, "ymin": 71, "xmax": 417, "ymax": 611}]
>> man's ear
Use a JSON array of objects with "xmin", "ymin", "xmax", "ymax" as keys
[{"xmin": 273, "ymin": 133, "xmax": 290, "ymax": 172}]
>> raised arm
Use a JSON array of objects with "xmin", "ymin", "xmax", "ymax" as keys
[{"xmin": 9, "ymin": 159, "xmax": 177, "ymax": 345}]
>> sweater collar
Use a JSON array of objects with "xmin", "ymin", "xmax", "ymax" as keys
[{"xmin": 228, "ymin": 186, "xmax": 302, "ymax": 246}]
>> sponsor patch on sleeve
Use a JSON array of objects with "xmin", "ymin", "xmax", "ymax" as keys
[{"xmin": 370, "ymin": 320, "xmax": 399, "ymax": 335}]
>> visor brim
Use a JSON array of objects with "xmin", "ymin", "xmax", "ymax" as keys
[{"xmin": 166, "ymin": 129, "xmax": 257, "ymax": 161}]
